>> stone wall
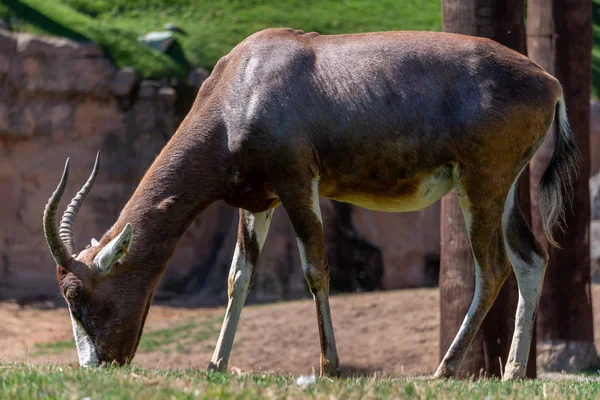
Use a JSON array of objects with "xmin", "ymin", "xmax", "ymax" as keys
[
  {"xmin": 0, "ymin": 30, "xmax": 442, "ymax": 303},
  {"xmin": 0, "ymin": 30, "xmax": 182, "ymax": 300}
]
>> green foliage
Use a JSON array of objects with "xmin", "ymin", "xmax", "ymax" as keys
[{"xmin": 2, "ymin": 364, "xmax": 600, "ymax": 399}]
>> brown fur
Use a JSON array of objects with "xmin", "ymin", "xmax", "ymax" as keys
[{"xmin": 50, "ymin": 29, "xmax": 564, "ymax": 374}]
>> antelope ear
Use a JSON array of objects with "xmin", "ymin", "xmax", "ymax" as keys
[{"xmin": 92, "ymin": 224, "xmax": 133, "ymax": 275}]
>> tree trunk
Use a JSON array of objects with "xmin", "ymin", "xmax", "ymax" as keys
[
  {"xmin": 440, "ymin": 0, "xmax": 536, "ymax": 378},
  {"xmin": 527, "ymin": 0, "xmax": 598, "ymax": 372}
]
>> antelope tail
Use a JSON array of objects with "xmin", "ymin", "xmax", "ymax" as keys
[{"xmin": 538, "ymin": 96, "xmax": 580, "ymax": 248}]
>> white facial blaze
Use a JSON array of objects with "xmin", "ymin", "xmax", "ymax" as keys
[{"xmin": 68, "ymin": 309, "xmax": 98, "ymax": 367}]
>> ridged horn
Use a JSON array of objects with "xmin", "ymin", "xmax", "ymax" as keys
[
  {"xmin": 44, "ymin": 159, "xmax": 72, "ymax": 266},
  {"xmin": 59, "ymin": 152, "xmax": 100, "ymax": 256}
]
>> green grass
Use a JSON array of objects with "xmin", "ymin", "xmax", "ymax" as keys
[
  {"xmin": 32, "ymin": 340, "xmax": 75, "ymax": 357},
  {"xmin": 31, "ymin": 316, "xmax": 222, "ymax": 357},
  {"xmin": 3, "ymin": 0, "xmax": 600, "ymax": 96},
  {"xmin": 1, "ymin": 364, "xmax": 600, "ymax": 399},
  {"xmin": 2, "ymin": 0, "xmax": 600, "ymax": 95},
  {"xmin": 1, "ymin": 0, "xmax": 185, "ymax": 80},
  {"xmin": 1, "ymin": 0, "xmax": 441, "ymax": 81},
  {"xmin": 138, "ymin": 317, "xmax": 221, "ymax": 353}
]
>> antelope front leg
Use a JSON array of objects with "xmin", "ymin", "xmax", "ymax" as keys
[
  {"xmin": 282, "ymin": 180, "xmax": 340, "ymax": 377},
  {"xmin": 209, "ymin": 209, "xmax": 273, "ymax": 371}
]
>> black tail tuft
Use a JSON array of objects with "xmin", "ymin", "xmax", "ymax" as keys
[{"xmin": 538, "ymin": 97, "xmax": 580, "ymax": 248}]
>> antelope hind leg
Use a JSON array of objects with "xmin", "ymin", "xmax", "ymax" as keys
[
  {"xmin": 502, "ymin": 181, "xmax": 547, "ymax": 380},
  {"xmin": 434, "ymin": 181, "xmax": 512, "ymax": 378}
]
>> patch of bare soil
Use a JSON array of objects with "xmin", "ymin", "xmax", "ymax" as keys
[
  {"xmin": 0, "ymin": 288, "xmax": 438, "ymax": 375},
  {"xmin": 1, "ymin": 284, "xmax": 599, "ymax": 377}
]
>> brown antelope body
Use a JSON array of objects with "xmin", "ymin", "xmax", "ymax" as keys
[{"xmin": 43, "ymin": 29, "xmax": 578, "ymax": 380}]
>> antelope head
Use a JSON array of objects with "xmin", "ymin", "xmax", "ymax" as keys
[{"xmin": 43, "ymin": 154, "xmax": 151, "ymax": 367}]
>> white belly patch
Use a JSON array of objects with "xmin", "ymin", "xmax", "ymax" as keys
[{"xmin": 325, "ymin": 167, "xmax": 454, "ymax": 212}]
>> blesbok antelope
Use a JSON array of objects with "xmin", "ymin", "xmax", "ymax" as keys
[{"xmin": 43, "ymin": 28, "xmax": 578, "ymax": 380}]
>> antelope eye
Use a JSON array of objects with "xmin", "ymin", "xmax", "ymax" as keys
[{"xmin": 66, "ymin": 288, "xmax": 78, "ymax": 300}]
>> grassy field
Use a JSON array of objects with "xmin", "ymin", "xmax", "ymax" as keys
[
  {"xmin": 1, "ymin": 364, "xmax": 600, "ymax": 400},
  {"xmin": 1, "ymin": 287, "xmax": 600, "ymax": 398},
  {"xmin": 1, "ymin": 288, "xmax": 599, "ymax": 399}
]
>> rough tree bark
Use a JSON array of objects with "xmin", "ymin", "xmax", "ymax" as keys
[
  {"xmin": 440, "ymin": 0, "xmax": 536, "ymax": 378},
  {"xmin": 527, "ymin": 0, "xmax": 597, "ymax": 372}
]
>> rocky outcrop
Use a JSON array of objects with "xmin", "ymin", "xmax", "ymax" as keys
[
  {"xmin": 0, "ymin": 29, "xmax": 442, "ymax": 303},
  {"xmin": 0, "ymin": 30, "xmax": 186, "ymax": 300}
]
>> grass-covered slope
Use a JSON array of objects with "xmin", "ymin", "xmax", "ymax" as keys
[
  {"xmin": 1, "ymin": 0, "xmax": 185, "ymax": 79},
  {"xmin": 1, "ymin": 0, "xmax": 440, "ymax": 80},
  {"xmin": 2, "ymin": 0, "xmax": 600, "ymax": 96},
  {"xmin": 4, "ymin": 0, "xmax": 600, "ymax": 97}
]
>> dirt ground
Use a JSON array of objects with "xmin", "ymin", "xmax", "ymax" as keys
[{"xmin": 1, "ymin": 285, "xmax": 599, "ymax": 377}]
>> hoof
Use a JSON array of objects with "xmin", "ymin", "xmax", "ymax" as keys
[
  {"xmin": 208, "ymin": 359, "xmax": 227, "ymax": 372},
  {"xmin": 433, "ymin": 363, "xmax": 453, "ymax": 379},
  {"xmin": 321, "ymin": 359, "xmax": 341, "ymax": 378},
  {"xmin": 503, "ymin": 362, "xmax": 525, "ymax": 381}
]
